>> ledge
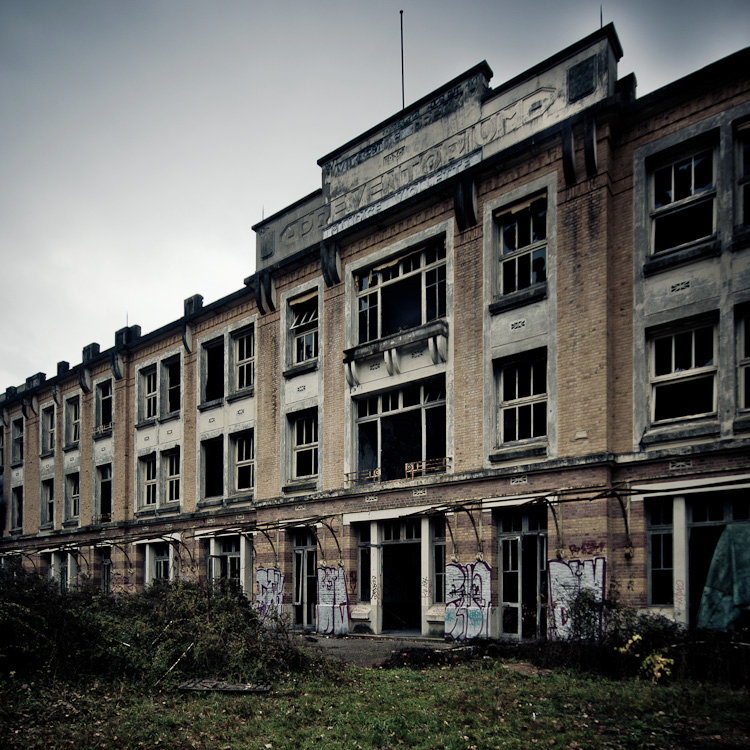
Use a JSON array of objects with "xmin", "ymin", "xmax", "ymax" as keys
[
  {"xmin": 62, "ymin": 519, "xmax": 79, "ymax": 529},
  {"xmin": 9, "ymin": 528, "xmax": 22, "ymax": 537},
  {"xmin": 283, "ymin": 360, "xmax": 318, "ymax": 379},
  {"xmin": 10, "ymin": 460, "xmax": 23, "ymax": 469},
  {"xmin": 39, "ymin": 450, "xmax": 54, "ymax": 460},
  {"xmin": 488, "ymin": 284, "xmax": 547, "ymax": 315},
  {"xmin": 39, "ymin": 522, "xmax": 54, "ymax": 532},
  {"xmin": 344, "ymin": 320, "xmax": 449, "ymax": 363},
  {"xmin": 159, "ymin": 412, "xmax": 180, "ymax": 424},
  {"xmin": 135, "ymin": 418, "xmax": 157, "ymax": 430},
  {"xmin": 489, "ymin": 443, "xmax": 548, "ymax": 464},
  {"xmin": 283, "ymin": 480, "xmax": 318, "ymax": 494},
  {"xmin": 227, "ymin": 388, "xmax": 255, "ymax": 403},
  {"xmin": 733, "ymin": 414, "xmax": 750, "ymax": 433},
  {"xmin": 225, "ymin": 493, "xmax": 254, "ymax": 505},
  {"xmin": 63, "ymin": 442, "xmax": 79, "ymax": 453},
  {"xmin": 641, "ymin": 420, "xmax": 720, "ymax": 447},
  {"xmin": 731, "ymin": 226, "xmax": 750, "ymax": 252},
  {"xmin": 197, "ymin": 497, "xmax": 224, "ymax": 509},
  {"xmin": 156, "ymin": 504, "xmax": 182, "ymax": 516},
  {"xmin": 198, "ymin": 398, "xmax": 224, "ymax": 412},
  {"xmin": 93, "ymin": 428, "xmax": 112, "ymax": 441},
  {"xmin": 134, "ymin": 508, "xmax": 157, "ymax": 518},
  {"xmin": 642, "ymin": 238, "xmax": 720, "ymax": 276}
]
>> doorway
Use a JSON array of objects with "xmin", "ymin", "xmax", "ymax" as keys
[{"xmin": 381, "ymin": 519, "xmax": 422, "ymax": 632}]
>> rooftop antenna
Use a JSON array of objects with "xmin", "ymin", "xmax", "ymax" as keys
[
  {"xmin": 600, "ymin": 5, "xmax": 603, "ymax": 28},
  {"xmin": 400, "ymin": 10, "xmax": 405, "ymax": 109}
]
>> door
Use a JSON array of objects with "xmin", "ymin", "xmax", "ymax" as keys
[{"xmin": 293, "ymin": 532, "xmax": 317, "ymax": 628}]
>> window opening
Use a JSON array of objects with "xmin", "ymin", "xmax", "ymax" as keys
[
  {"xmin": 153, "ymin": 543, "xmax": 170, "ymax": 583},
  {"xmin": 165, "ymin": 449, "xmax": 180, "ymax": 502},
  {"xmin": 497, "ymin": 196, "xmax": 547, "ymax": 295},
  {"xmin": 98, "ymin": 464, "xmax": 112, "ymax": 522},
  {"xmin": 11, "ymin": 418, "xmax": 23, "ymax": 464},
  {"xmin": 143, "ymin": 367, "xmax": 157, "ymax": 420},
  {"xmin": 96, "ymin": 380, "xmax": 113, "ymax": 431},
  {"xmin": 292, "ymin": 411, "xmax": 318, "ymax": 480},
  {"xmin": 163, "ymin": 358, "xmax": 181, "ymax": 415},
  {"xmin": 41, "ymin": 405, "xmax": 55, "ymax": 453},
  {"xmin": 381, "ymin": 518, "xmax": 422, "ymax": 631},
  {"xmin": 234, "ymin": 328, "xmax": 255, "ymax": 390},
  {"xmin": 203, "ymin": 437, "xmax": 224, "ymax": 497},
  {"xmin": 651, "ymin": 324, "xmax": 716, "ymax": 422},
  {"xmin": 212, "ymin": 536, "xmax": 242, "ymax": 589},
  {"xmin": 356, "ymin": 523, "xmax": 371, "ymax": 602},
  {"xmin": 356, "ymin": 242, "xmax": 446, "ymax": 345},
  {"xmin": 203, "ymin": 339, "xmax": 225, "ymax": 402},
  {"xmin": 41, "ymin": 479, "xmax": 55, "ymax": 526},
  {"xmin": 66, "ymin": 472, "xmax": 80, "ymax": 520},
  {"xmin": 290, "ymin": 295, "xmax": 319, "ymax": 364},
  {"xmin": 652, "ymin": 149, "xmax": 715, "ymax": 253},
  {"xmin": 11, "ymin": 486, "xmax": 23, "ymax": 530},
  {"xmin": 234, "ymin": 430, "xmax": 255, "ymax": 492},
  {"xmin": 497, "ymin": 351, "xmax": 547, "ymax": 443},
  {"xmin": 142, "ymin": 455, "xmax": 157, "ymax": 506},
  {"xmin": 99, "ymin": 547, "xmax": 112, "ymax": 594},
  {"xmin": 740, "ymin": 316, "xmax": 750, "ymax": 411},
  {"xmin": 647, "ymin": 498, "xmax": 674, "ymax": 605},
  {"xmin": 432, "ymin": 518, "xmax": 446, "ymax": 605},
  {"xmin": 292, "ymin": 529, "xmax": 317, "ymax": 628},
  {"xmin": 740, "ymin": 127, "xmax": 750, "ymax": 226}
]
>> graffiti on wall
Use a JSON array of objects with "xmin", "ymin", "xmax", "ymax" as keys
[
  {"xmin": 547, "ymin": 556, "xmax": 606, "ymax": 640},
  {"xmin": 316, "ymin": 565, "xmax": 350, "ymax": 636},
  {"xmin": 256, "ymin": 567, "xmax": 284, "ymax": 619},
  {"xmin": 444, "ymin": 560, "xmax": 492, "ymax": 640}
]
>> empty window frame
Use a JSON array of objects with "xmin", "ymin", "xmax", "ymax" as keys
[
  {"xmin": 163, "ymin": 357, "xmax": 181, "ymax": 415},
  {"xmin": 41, "ymin": 479, "xmax": 55, "ymax": 527},
  {"xmin": 356, "ymin": 523, "xmax": 372, "ymax": 602},
  {"xmin": 432, "ymin": 517, "xmax": 446, "ymax": 605},
  {"xmin": 647, "ymin": 498, "xmax": 674, "ymax": 606},
  {"xmin": 138, "ymin": 357, "xmax": 180, "ymax": 421},
  {"xmin": 650, "ymin": 324, "xmax": 716, "ymax": 423},
  {"xmin": 356, "ymin": 241, "xmax": 446, "ymax": 345},
  {"xmin": 496, "ymin": 351, "xmax": 547, "ymax": 444},
  {"xmin": 10, "ymin": 486, "xmax": 23, "ymax": 530},
  {"xmin": 40, "ymin": 405, "xmax": 55, "ymax": 454},
  {"xmin": 233, "ymin": 327, "xmax": 255, "ymax": 391},
  {"xmin": 651, "ymin": 147, "xmax": 715, "ymax": 253},
  {"xmin": 65, "ymin": 472, "xmax": 80, "ymax": 521},
  {"xmin": 233, "ymin": 429, "xmax": 255, "ymax": 493},
  {"xmin": 210, "ymin": 536, "xmax": 242, "ymax": 586},
  {"xmin": 740, "ymin": 315, "xmax": 750, "ymax": 411},
  {"xmin": 355, "ymin": 376, "xmax": 447, "ymax": 481},
  {"xmin": 97, "ymin": 463, "xmax": 112, "ymax": 522},
  {"xmin": 496, "ymin": 195, "xmax": 547, "ymax": 296},
  {"xmin": 11, "ymin": 417, "xmax": 23, "ymax": 464},
  {"xmin": 289, "ymin": 293, "xmax": 319, "ymax": 365},
  {"xmin": 95, "ymin": 379, "xmax": 113, "ymax": 433},
  {"xmin": 291, "ymin": 410, "xmax": 318, "ymax": 480},
  {"xmin": 738, "ymin": 124, "xmax": 750, "ymax": 227},
  {"xmin": 65, "ymin": 395, "xmax": 81, "ymax": 446},
  {"xmin": 202, "ymin": 338, "xmax": 225, "ymax": 402},
  {"xmin": 202, "ymin": 436, "xmax": 224, "ymax": 498},
  {"xmin": 151, "ymin": 543, "xmax": 171, "ymax": 584}
]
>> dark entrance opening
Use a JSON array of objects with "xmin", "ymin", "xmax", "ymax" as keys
[{"xmin": 382, "ymin": 542, "xmax": 421, "ymax": 631}]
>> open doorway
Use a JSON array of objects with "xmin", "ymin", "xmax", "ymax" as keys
[{"xmin": 381, "ymin": 519, "xmax": 422, "ymax": 632}]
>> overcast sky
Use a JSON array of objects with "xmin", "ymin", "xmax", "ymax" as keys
[{"xmin": 1, "ymin": 0, "xmax": 748, "ymax": 391}]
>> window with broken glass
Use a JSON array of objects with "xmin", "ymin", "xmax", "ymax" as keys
[
  {"xmin": 496, "ymin": 351, "xmax": 547, "ymax": 444},
  {"xmin": 355, "ymin": 376, "xmax": 446, "ymax": 482},
  {"xmin": 202, "ymin": 436, "xmax": 224, "ymax": 498},
  {"xmin": 651, "ymin": 148, "xmax": 715, "ymax": 254},
  {"xmin": 41, "ymin": 405, "xmax": 55, "ymax": 454},
  {"xmin": 153, "ymin": 543, "xmax": 171, "ymax": 583},
  {"xmin": 211, "ymin": 536, "xmax": 241, "ymax": 587},
  {"xmin": 97, "ymin": 463, "xmax": 112, "ymax": 522},
  {"xmin": 289, "ymin": 294, "xmax": 319, "ymax": 365},
  {"xmin": 356, "ymin": 523, "xmax": 372, "ymax": 602},
  {"xmin": 202, "ymin": 338, "xmax": 225, "ymax": 402},
  {"xmin": 11, "ymin": 417, "xmax": 23, "ymax": 464},
  {"xmin": 164, "ymin": 449, "xmax": 181, "ymax": 503},
  {"xmin": 650, "ymin": 324, "xmax": 716, "ymax": 423},
  {"xmin": 94, "ymin": 379, "xmax": 113, "ymax": 434},
  {"xmin": 139, "ymin": 366, "xmax": 158, "ymax": 420},
  {"xmin": 496, "ymin": 196, "xmax": 547, "ymax": 296},
  {"xmin": 162, "ymin": 357, "xmax": 181, "ymax": 415},
  {"xmin": 356, "ymin": 241, "xmax": 446, "ymax": 345},
  {"xmin": 11, "ymin": 486, "xmax": 23, "ymax": 530}
]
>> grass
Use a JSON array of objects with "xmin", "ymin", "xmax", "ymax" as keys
[{"xmin": 2, "ymin": 661, "xmax": 749, "ymax": 750}]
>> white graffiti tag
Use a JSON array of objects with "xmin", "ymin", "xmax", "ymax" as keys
[{"xmin": 444, "ymin": 560, "xmax": 491, "ymax": 640}]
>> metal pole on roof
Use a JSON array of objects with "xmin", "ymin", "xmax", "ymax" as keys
[{"xmin": 400, "ymin": 10, "xmax": 405, "ymax": 109}]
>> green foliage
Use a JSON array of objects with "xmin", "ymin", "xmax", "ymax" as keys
[{"xmin": 0, "ymin": 569, "xmax": 313, "ymax": 686}]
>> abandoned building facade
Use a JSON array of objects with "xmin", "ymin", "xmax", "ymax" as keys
[{"xmin": 2, "ymin": 26, "xmax": 750, "ymax": 639}]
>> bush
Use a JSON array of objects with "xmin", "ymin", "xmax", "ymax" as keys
[{"xmin": 0, "ymin": 569, "xmax": 314, "ymax": 686}]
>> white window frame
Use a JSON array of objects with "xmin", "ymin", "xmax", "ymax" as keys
[
  {"xmin": 40, "ymin": 404, "xmax": 55, "ymax": 454},
  {"xmin": 141, "ymin": 366, "xmax": 158, "ymax": 420},
  {"xmin": 233, "ymin": 429, "xmax": 255, "ymax": 492},
  {"xmin": 496, "ymin": 351, "xmax": 548, "ymax": 445},
  {"xmin": 495, "ymin": 194, "xmax": 548, "ymax": 297},
  {"xmin": 355, "ymin": 241, "xmax": 446, "ymax": 345},
  {"xmin": 162, "ymin": 356, "xmax": 181, "ymax": 416},
  {"xmin": 96, "ymin": 463, "xmax": 113, "ymax": 522},
  {"xmin": 11, "ymin": 417, "xmax": 23, "ymax": 464},
  {"xmin": 232, "ymin": 327, "xmax": 255, "ymax": 392},
  {"xmin": 650, "ymin": 146, "xmax": 716, "ymax": 255},
  {"xmin": 64, "ymin": 395, "xmax": 80, "ymax": 446},
  {"xmin": 289, "ymin": 293, "xmax": 319, "ymax": 365},
  {"xmin": 141, "ymin": 454, "xmax": 157, "ymax": 507},
  {"xmin": 164, "ymin": 449, "xmax": 181, "ymax": 503},
  {"xmin": 95, "ymin": 379, "xmax": 113, "ymax": 433},
  {"xmin": 291, "ymin": 410, "xmax": 318, "ymax": 480},
  {"xmin": 650, "ymin": 323, "xmax": 717, "ymax": 424},
  {"xmin": 41, "ymin": 478, "xmax": 55, "ymax": 527},
  {"xmin": 65, "ymin": 472, "xmax": 80, "ymax": 521}
]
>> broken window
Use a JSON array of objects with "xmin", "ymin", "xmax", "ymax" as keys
[
  {"xmin": 211, "ymin": 536, "xmax": 241, "ymax": 587},
  {"xmin": 11, "ymin": 418, "xmax": 23, "ymax": 464},
  {"xmin": 140, "ymin": 366, "xmax": 158, "ymax": 420},
  {"xmin": 233, "ymin": 327, "xmax": 255, "ymax": 391},
  {"xmin": 355, "ymin": 376, "xmax": 446, "ymax": 482},
  {"xmin": 202, "ymin": 436, "xmax": 224, "ymax": 497},
  {"xmin": 95, "ymin": 379, "xmax": 113, "ymax": 433},
  {"xmin": 356, "ymin": 523, "xmax": 372, "ymax": 602},
  {"xmin": 356, "ymin": 241, "xmax": 446, "ymax": 344},
  {"xmin": 164, "ymin": 448, "xmax": 181, "ymax": 503},
  {"xmin": 647, "ymin": 498, "xmax": 674, "ymax": 606},
  {"xmin": 152, "ymin": 543, "xmax": 171, "ymax": 584},
  {"xmin": 203, "ymin": 338, "xmax": 225, "ymax": 402},
  {"xmin": 291, "ymin": 410, "xmax": 318, "ymax": 480},
  {"xmin": 651, "ymin": 324, "xmax": 716, "ymax": 422},
  {"xmin": 65, "ymin": 472, "xmax": 80, "ymax": 520},
  {"xmin": 233, "ymin": 429, "xmax": 255, "ymax": 492},
  {"xmin": 496, "ymin": 195, "xmax": 547, "ymax": 295},
  {"xmin": 10, "ymin": 486, "xmax": 23, "ymax": 530},
  {"xmin": 496, "ymin": 351, "xmax": 547, "ymax": 444},
  {"xmin": 41, "ymin": 405, "xmax": 55, "ymax": 454},
  {"xmin": 741, "ymin": 315, "xmax": 750, "ymax": 411},
  {"xmin": 41, "ymin": 479, "xmax": 55, "ymax": 526},
  {"xmin": 292, "ymin": 529, "xmax": 317, "ymax": 628},
  {"xmin": 651, "ymin": 148, "xmax": 715, "ymax": 253},
  {"xmin": 65, "ymin": 395, "xmax": 81, "ymax": 446},
  {"xmin": 141, "ymin": 454, "xmax": 157, "ymax": 507},
  {"xmin": 289, "ymin": 293, "xmax": 319, "ymax": 365},
  {"xmin": 163, "ymin": 357, "xmax": 181, "ymax": 415},
  {"xmin": 97, "ymin": 464, "xmax": 112, "ymax": 522}
]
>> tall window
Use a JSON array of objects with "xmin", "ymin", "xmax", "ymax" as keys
[
  {"xmin": 355, "ymin": 376, "xmax": 446, "ymax": 481},
  {"xmin": 65, "ymin": 395, "xmax": 80, "ymax": 446},
  {"xmin": 99, "ymin": 547, "xmax": 112, "ymax": 594},
  {"xmin": 11, "ymin": 417, "xmax": 23, "ymax": 464},
  {"xmin": 141, "ymin": 455, "xmax": 157, "ymax": 507},
  {"xmin": 432, "ymin": 518, "xmax": 446, "ymax": 604},
  {"xmin": 651, "ymin": 148, "xmax": 715, "ymax": 253},
  {"xmin": 233, "ymin": 430, "xmax": 255, "ymax": 492},
  {"xmin": 163, "ymin": 357, "xmax": 181, "ymax": 415},
  {"xmin": 291, "ymin": 411, "xmax": 318, "ymax": 480},
  {"xmin": 651, "ymin": 324, "xmax": 716, "ymax": 422},
  {"xmin": 211, "ymin": 536, "xmax": 241, "ymax": 586},
  {"xmin": 739, "ymin": 125, "xmax": 750, "ymax": 226},
  {"xmin": 496, "ymin": 351, "xmax": 547, "ymax": 443},
  {"xmin": 202, "ymin": 437, "xmax": 224, "ymax": 497},
  {"xmin": 153, "ymin": 543, "xmax": 171, "ymax": 583},
  {"xmin": 41, "ymin": 479, "xmax": 55, "ymax": 526},
  {"xmin": 164, "ymin": 449, "xmax": 181, "ymax": 503},
  {"xmin": 139, "ymin": 358, "xmax": 181, "ymax": 420},
  {"xmin": 11, "ymin": 486, "xmax": 23, "ymax": 530},
  {"xmin": 356, "ymin": 524, "xmax": 372, "ymax": 602},
  {"xmin": 96, "ymin": 380, "xmax": 113, "ymax": 433},
  {"xmin": 740, "ymin": 315, "xmax": 750, "ymax": 411},
  {"xmin": 41, "ymin": 405, "xmax": 55, "ymax": 454},
  {"xmin": 141, "ymin": 367, "xmax": 157, "ymax": 420},
  {"xmin": 233, "ymin": 328, "xmax": 255, "ymax": 391},
  {"xmin": 97, "ymin": 464, "xmax": 112, "ymax": 522},
  {"xmin": 496, "ymin": 196, "xmax": 547, "ymax": 295},
  {"xmin": 289, "ymin": 294, "xmax": 319, "ymax": 364},
  {"xmin": 65, "ymin": 472, "xmax": 80, "ymax": 521},
  {"xmin": 356, "ymin": 241, "xmax": 446, "ymax": 344},
  {"xmin": 647, "ymin": 498, "xmax": 674, "ymax": 606},
  {"xmin": 203, "ymin": 339, "xmax": 225, "ymax": 402}
]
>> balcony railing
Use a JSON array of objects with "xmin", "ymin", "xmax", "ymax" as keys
[
  {"xmin": 345, "ymin": 467, "xmax": 381, "ymax": 484},
  {"xmin": 404, "ymin": 456, "xmax": 452, "ymax": 479}
]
